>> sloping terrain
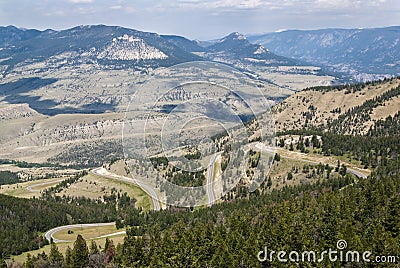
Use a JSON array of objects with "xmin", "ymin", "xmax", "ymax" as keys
[
  {"xmin": 0, "ymin": 25, "xmax": 336, "ymax": 115},
  {"xmin": 202, "ymin": 32, "xmax": 315, "ymax": 70},
  {"xmin": 0, "ymin": 25, "xmax": 351, "ymax": 167},
  {"xmin": 274, "ymin": 77, "xmax": 400, "ymax": 134},
  {"xmin": 0, "ymin": 25, "xmax": 201, "ymax": 73},
  {"xmin": 0, "ymin": 26, "xmax": 41, "ymax": 47}
]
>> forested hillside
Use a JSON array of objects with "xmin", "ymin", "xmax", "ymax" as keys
[
  {"xmin": 0, "ymin": 192, "xmax": 118, "ymax": 257},
  {"xmin": 0, "ymin": 172, "xmax": 119, "ymax": 257},
  {"xmin": 17, "ymin": 160, "xmax": 400, "ymax": 267}
]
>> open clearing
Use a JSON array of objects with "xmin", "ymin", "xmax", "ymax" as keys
[
  {"xmin": 57, "ymin": 173, "xmax": 152, "ymax": 211},
  {"xmin": 267, "ymin": 157, "xmax": 318, "ymax": 189},
  {"xmin": 0, "ymin": 177, "xmax": 66, "ymax": 198},
  {"xmin": 277, "ymin": 147, "xmax": 370, "ymax": 177},
  {"xmin": 52, "ymin": 224, "xmax": 124, "ymax": 241}
]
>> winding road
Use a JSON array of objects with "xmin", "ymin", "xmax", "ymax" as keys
[
  {"xmin": 44, "ymin": 222, "xmax": 125, "ymax": 243},
  {"xmin": 277, "ymin": 151, "xmax": 368, "ymax": 179},
  {"xmin": 253, "ymin": 142, "xmax": 368, "ymax": 179},
  {"xmin": 92, "ymin": 167, "xmax": 161, "ymax": 211},
  {"xmin": 45, "ymin": 142, "xmax": 367, "ymax": 244},
  {"xmin": 206, "ymin": 153, "xmax": 218, "ymax": 206},
  {"xmin": 44, "ymin": 167, "xmax": 162, "ymax": 243},
  {"xmin": 25, "ymin": 179, "xmax": 65, "ymax": 192}
]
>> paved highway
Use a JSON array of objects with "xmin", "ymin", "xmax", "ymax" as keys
[
  {"xmin": 206, "ymin": 154, "xmax": 218, "ymax": 206},
  {"xmin": 92, "ymin": 167, "xmax": 161, "ymax": 211},
  {"xmin": 278, "ymin": 154, "xmax": 367, "ymax": 179},
  {"xmin": 252, "ymin": 142, "xmax": 368, "ymax": 179},
  {"xmin": 44, "ymin": 222, "xmax": 122, "ymax": 243},
  {"xmin": 45, "ymin": 143, "xmax": 367, "ymax": 244},
  {"xmin": 25, "ymin": 179, "xmax": 64, "ymax": 192}
]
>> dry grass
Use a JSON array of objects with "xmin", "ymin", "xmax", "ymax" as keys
[
  {"xmin": 0, "ymin": 177, "xmax": 67, "ymax": 199},
  {"xmin": 52, "ymin": 225, "xmax": 123, "ymax": 241},
  {"xmin": 267, "ymin": 157, "xmax": 312, "ymax": 189},
  {"xmin": 261, "ymin": 73, "xmax": 334, "ymax": 91},
  {"xmin": 371, "ymin": 95, "xmax": 400, "ymax": 120},
  {"xmin": 56, "ymin": 173, "xmax": 152, "ymax": 211},
  {"xmin": 277, "ymin": 146, "xmax": 370, "ymax": 176},
  {"xmin": 274, "ymin": 78, "xmax": 400, "ymax": 132}
]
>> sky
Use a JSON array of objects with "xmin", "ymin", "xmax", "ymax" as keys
[{"xmin": 0, "ymin": 0, "xmax": 399, "ymax": 40}]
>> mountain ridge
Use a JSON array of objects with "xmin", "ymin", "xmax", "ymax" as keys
[
  {"xmin": 248, "ymin": 26, "xmax": 400, "ymax": 81},
  {"xmin": 0, "ymin": 25, "xmax": 318, "ymax": 75},
  {"xmin": 274, "ymin": 76, "xmax": 400, "ymax": 134},
  {"xmin": 0, "ymin": 24, "xmax": 204, "ymax": 72}
]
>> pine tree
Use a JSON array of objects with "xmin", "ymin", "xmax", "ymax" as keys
[
  {"xmin": 49, "ymin": 243, "xmax": 63, "ymax": 264},
  {"xmin": 312, "ymin": 135, "xmax": 320, "ymax": 148},
  {"xmin": 266, "ymin": 177, "xmax": 272, "ymax": 188},
  {"xmin": 71, "ymin": 235, "xmax": 88, "ymax": 268},
  {"xmin": 304, "ymin": 137, "xmax": 310, "ymax": 147},
  {"xmin": 65, "ymin": 246, "xmax": 72, "ymax": 268},
  {"xmin": 105, "ymin": 239, "xmax": 116, "ymax": 264},
  {"xmin": 339, "ymin": 164, "xmax": 347, "ymax": 176},
  {"xmin": 279, "ymin": 138, "xmax": 285, "ymax": 147},
  {"xmin": 0, "ymin": 258, "xmax": 7, "ymax": 268},
  {"xmin": 116, "ymin": 218, "xmax": 123, "ymax": 229},
  {"xmin": 24, "ymin": 254, "xmax": 34, "ymax": 268},
  {"xmin": 104, "ymin": 238, "xmax": 111, "ymax": 253},
  {"xmin": 89, "ymin": 240, "xmax": 99, "ymax": 255}
]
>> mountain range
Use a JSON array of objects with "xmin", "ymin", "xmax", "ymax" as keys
[
  {"xmin": 248, "ymin": 26, "xmax": 400, "ymax": 81},
  {"xmin": 1, "ymin": 25, "xmax": 398, "ymax": 81},
  {"xmin": 0, "ymin": 25, "xmax": 305, "ymax": 76}
]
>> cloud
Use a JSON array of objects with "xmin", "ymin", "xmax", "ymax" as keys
[
  {"xmin": 314, "ymin": 0, "xmax": 356, "ymax": 9},
  {"xmin": 313, "ymin": 0, "xmax": 393, "ymax": 9},
  {"xmin": 173, "ymin": 0, "xmax": 266, "ymax": 9},
  {"xmin": 68, "ymin": 0, "xmax": 94, "ymax": 3},
  {"xmin": 171, "ymin": 0, "xmax": 306, "ymax": 11},
  {"xmin": 110, "ymin": 5, "xmax": 122, "ymax": 10}
]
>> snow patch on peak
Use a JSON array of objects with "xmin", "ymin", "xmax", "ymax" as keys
[
  {"xmin": 218, "ymin": 32, "xmax": 247, "ymax": 43},
  {"xmin": 254, "ymin": 46, "xmax": 267, "ymax": 54},
  {"xmin": 233, "ymin": 32, "xmax": 246, "ymax": 40},
  {"xmin": 114, "ymin": 34, "xmax": 142, "ymax": 43}
]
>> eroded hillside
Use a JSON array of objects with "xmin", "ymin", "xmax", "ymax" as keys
[{"xmin": 274, "ymin": 77, "xmax": 400, "ymax": 134}]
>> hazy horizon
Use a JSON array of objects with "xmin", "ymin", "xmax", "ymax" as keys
[
  {"xmin": 1, "ymin": 0, "xmax": 399, "ymax": 40},
  {"xmin": 2, "ymin": 23, "xmax": 400, "ymax": 41}
]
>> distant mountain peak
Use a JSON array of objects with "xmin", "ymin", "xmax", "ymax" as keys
[
  {"xmin": 0, "ymin": 24, "xmax": 202, "ymax": 70},
  {"xmin": 161, "ymin": 34, "xmax": 205, "ymax": 53},
  {"xmin": 206, "ymin": 31, "xmax": 300, "ymax": 67},
  {"xmin": 231, "ymin": 32, "xmax": 246, "ymax": 40},
  {"xmin": 210, "ymin": 32, "xmax": 263, "ymax": 53},
  {"xmin": 220, "ymin": 32, "xmax": 247, "ymax": 43}
]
